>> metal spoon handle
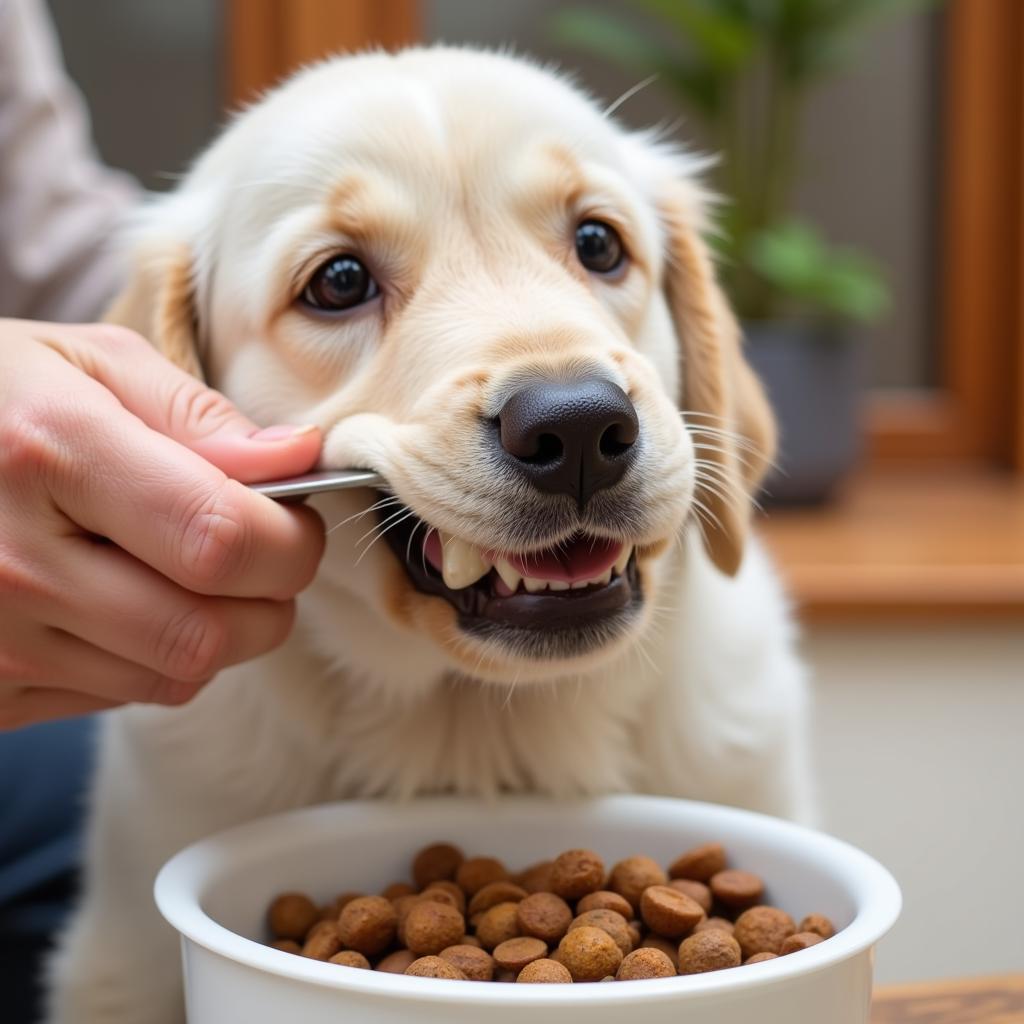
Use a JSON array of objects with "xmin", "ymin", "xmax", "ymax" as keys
[{"xmin": 249, "ymin": 469, "xmax": 386, "ymax": 500}]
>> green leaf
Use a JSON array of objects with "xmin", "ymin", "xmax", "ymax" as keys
[{"xmin": 631, "ymin": 0, "xmax": 759, "ymax": 70}]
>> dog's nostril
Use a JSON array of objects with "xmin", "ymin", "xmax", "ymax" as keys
[
  {"xmin": 599, "ymin": 422, "xmax": 635, "ymax": 458},
  {"xmin": 528, "ymin": 433, "xmax": 563, "ymax": 465}
]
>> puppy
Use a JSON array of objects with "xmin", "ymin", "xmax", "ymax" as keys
[{"xmin": 46, "ymin": 48, "xmax": 810, "ymax": 1023}]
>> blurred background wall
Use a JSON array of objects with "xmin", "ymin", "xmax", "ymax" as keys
[{"xmin": 45, "ymin": 0, "xmax": 1023, "ymax": 986}]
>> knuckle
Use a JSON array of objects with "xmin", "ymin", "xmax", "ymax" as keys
[
  {"xmin": 0, "ymin": 400, "xmax": 62, "ymax": 479},
  {"xmin": 174, "ymin": 483, "xmax": 255, "ymax": 591},
  {"xmin": 166, "ymin": 377, "xmax": 237, "ymax": 440},
  {"xmin": 155, "ymin": 605, "xmax": 230, "ymax": 682}
]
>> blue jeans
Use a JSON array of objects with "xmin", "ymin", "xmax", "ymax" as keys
[{"xmin": 0, "ymin": 716, "xmax": 96, "ymax": 1023}]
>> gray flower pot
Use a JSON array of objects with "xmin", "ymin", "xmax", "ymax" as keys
[{"xmin": 743, "ymin": 321, "xmax": 863, "ymax": 505}]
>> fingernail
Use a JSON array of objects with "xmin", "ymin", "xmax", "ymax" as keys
[{"xmin": 251, "ymin": 423, "xmax": 318, "ymax": 442}]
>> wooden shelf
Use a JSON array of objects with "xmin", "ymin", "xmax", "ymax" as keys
[
  {"xmin": 872, "ymin": 973, "xmax": 1024, "ymax": 1023},
  {"xmin": 758, "ymin": 466, "xmax": 1024, "ymax": 622}
]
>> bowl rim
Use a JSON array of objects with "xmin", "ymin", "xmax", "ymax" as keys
[{"xmin": 155, "ymin": 795, "xmax": 901, "ymax": 1007}]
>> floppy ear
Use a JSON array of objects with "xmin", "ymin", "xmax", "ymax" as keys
[
  {"xmin": 104, "ymin": 233, "xmax": 205, "ymax": 380},
  {"xmin": 660, "ymin": 186, "xmax": 776, "ymax": 576}
]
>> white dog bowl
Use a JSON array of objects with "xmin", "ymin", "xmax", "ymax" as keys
[{"xmin": 155, "ymin": 796, "xmax": 900, "ymax": 1023}]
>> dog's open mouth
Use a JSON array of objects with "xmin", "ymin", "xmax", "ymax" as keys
[{"xmin": 380, "ymin": 496, "xmax": 642, "ymax": 644}]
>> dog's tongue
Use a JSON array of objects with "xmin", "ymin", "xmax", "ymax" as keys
[{"xmin": 502, "ymin": 535, "xmax": 622, "ymax": 583}]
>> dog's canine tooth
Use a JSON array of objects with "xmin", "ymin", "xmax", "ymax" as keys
[
  {"xmin": 494, "ymin": 558, "xmax": 522, "ymax": 593},
  {"xmin": 595, "ymin": 568, "xmax": 612, "ymax": 587},
  {"xmin": 613, "ymin": 545, "xmax": 632, "ymax": 576},
  {"xmin": 439, "ymin": 532, "xmax": 490, "ymax": 589},
  {"xmin": 523, "ymin": 576, "xmax": 547, "ymax": 593}
]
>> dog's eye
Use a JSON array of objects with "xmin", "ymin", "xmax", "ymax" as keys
[
  {"xmin": 302, "ymin": 255, "xmax": 379, "ymax": 312},
  {"xmin": 575, "ymin": 220, "xmax": 625, "ymax": 274}
]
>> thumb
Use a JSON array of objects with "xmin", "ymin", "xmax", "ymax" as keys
[{"xmin": 72, "ymin": 324, "xmax": 322, "ymax": 482}]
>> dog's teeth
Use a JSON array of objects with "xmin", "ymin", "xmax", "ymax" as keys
[
  {"xmin": 613, "ymin": 546, "xmax": 632, "ymax": 576},
  {"xmin": 439, "ymin": 532, "xmax": 490, "ymax": 589},
  {"xmin": 571, "ymin": 580, "xmax": 589, "ymax": 590},
  {"xmin": 494, "ymin": 558, "xmax": 522, "ymax": 593},
  {"xmin": 523, "ymin": 576, "xmax": 546, "ymax": 593},
  {"xmin": 548, "ymin": 580, "xmax": 570, "ymax": 591}
]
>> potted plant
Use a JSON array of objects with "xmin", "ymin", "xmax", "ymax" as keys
[{"xmin": 553, "ymin": 0, "xmax": 924, "ymax": 503}]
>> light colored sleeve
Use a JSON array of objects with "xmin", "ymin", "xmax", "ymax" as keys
[{"xmin": 0, "ymin": 0, "xmax": 142, "ymax": 322}]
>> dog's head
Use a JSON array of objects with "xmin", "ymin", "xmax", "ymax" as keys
[{"xmin": 109, "ymin": 49, "xmax": 774, "ymax": 683}]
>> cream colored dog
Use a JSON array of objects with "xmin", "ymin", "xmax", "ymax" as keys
[{"xmin": 46, "ymin": 48, "xmax": 809, "ymax": 1022}]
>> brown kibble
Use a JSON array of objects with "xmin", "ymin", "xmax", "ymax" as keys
[
  {"xmin": 476, "ymin": 902, "xmax": 521, "ymax": 950},
  {"xmin": 616, "ymin": 947, "xmax": 676, "ymax": 980},
  {"xmin": 640, "ymin": 885, "xmax": 706, "ymax": 939},
  {"xmin": 518, "ymin": 861, "xmax": 555, "ymax": 894},
  {"xmin": 609, "ymin": 856, "xmax": 668, "ymax": 911},
  {"xmin": 710, "ymin": 870, "xmax": 764, "ymax": 911},
  {"xmin": 626, "ymin": 920, "xmax": 643, "ymax": 948},
  {"xmin": 576, "ymin": 890, "xmax": 633, "ymax": 920},
  {"xmin": 468, "ymin": 881, "xmax": 528, "ymax": 917},
  {"xmin": 669, "ymin": 842, "xmax": 727, "ymax": 883},
  {"xmin": 745, "ymin": 952, "xmax": 779, "ymax": 964},
  {"xmin": 439, "ymin": 944, "xmax": 495, "ymax": 982},
  {"xmin": 493, "ymin": 936, "xmax": 549, "ymax": 971},
  {"xmin": 640, "ymin": 935, "xmax": 679, "ymax": 971},
  {"xmin": 456, "ymin": 857, "xmax": 508, "ymax": 896},
  {"xmin": 301, "ymin": 920, "xmax": 342, "ymax": 960},
  {"xmin": 550, "ymin": 849, "xmax": 605, "ymax": 901},
  {"xmin": 694, "ymin": 917, "xmax": 734, "ymax": 935},
  {"xmin": 425, "ymin": 880, "xmax": 467, "ymax": 915},
  {"xmin": 799, "ymin": 914, "xmax": 836, "ymax": 940},
  {"xmin": 393, "ymin": 894, "xmax": 422, "ymax": 944},
  {"xmin": 338, "ymin": 896, "xmax": 398, "ymax": 957},
  {"xmin": 780, "ymin": 931, "xmax": 825, "ymax": 955},
  {"xmin": 459, "ymin": 933, "xmax": 482, "ymax": 948},
  {"xmin": 327, "ymin": 950, "xmax": 371, "ymax": 969},
  {"xmin": 269, "ymin": 938, "xmax": 301, "ymax": 954},
  {"xmin": 494, "ymin": 968, "xmax": 518, "ymax": 983},
  {"xmin": 420, "ymin": 887, "xmax": 460, "ymax": 911},
  {"xmin": 381, "ymin": 881, "xmax": 415, "ymax": 901},
  {"xmin": 405, "ymin": 956, "xmax": 467, "ymax": 980},
  {"xmin": 267, "ymin": 892, "xmax": 318, "ymax": 941},
  {"xmin": 733, "ymin": 906, "xmax": 796, "ymax": 959},
  {"xmin": 517, "ymin": 958, "xmax": 573, "ymax": 983},
  {"xmin": 668, "ymin": 879, "xmax": 713, "ymax": 915},
  {"xmin": 677, "ymin": 930, "xmax": 742, "ymax": 974},
  {"xmin": 516, "ymin": 892, "xmax": 573, "ymax": 944},
  {"xmin": 319, "ymin": 891, "xmax": 360, "ymax": 921},
  {"xmin": 569, "ymin": 909, "xmax": 633, "ymax": 956},
  {"xmin": 376, "ymin": 949, "xmax": 417, "ymax": 974},
  {"xmin": 412, "ymin": 843, "xmax": 464, "ymax": 889},
  {"xmin": 404, "ymin": 900, "xmax": 466, "ymax": 956},
  {"xmin": 557, "ymin": 926, "xmax": 624, "ymax": 982}
]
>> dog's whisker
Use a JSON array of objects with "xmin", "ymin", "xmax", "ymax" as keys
[{"xmin": 354, "ymin": 509, "xmax": 418, "ymax": 566}]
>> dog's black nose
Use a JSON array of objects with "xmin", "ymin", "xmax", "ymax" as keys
[{"xmin": 495, "ymin": 376, "xmax": 639, "ymax": 506}]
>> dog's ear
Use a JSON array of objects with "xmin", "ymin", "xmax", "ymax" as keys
[{"xmin": 659, "ymin": 184, "xmax": 776, "ymax": 576}]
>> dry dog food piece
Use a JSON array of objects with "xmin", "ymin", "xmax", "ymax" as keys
[
  {"xmin": 404, "ymin": 900, "xmax": 466, "ymax": 956},
  {"xmin": 710, "ymin": 869, "xmax": 765, "ymax": 911},
  {"xmin": 327, "ymin": 950, "xmax": 371, "ymax": 969},
  {"xmin": 412, "ymin": 843, "xmax": 465, "ymax": 889},
  {"xmin": 456, "ymin": 857, "xmax": 508, "ymax": 896},
  {"xmin": 517, "ymin": 958, "xmax": 573, "ymax": 983},
  {"xmin": 439, "ymin": 944, "xmax": 495, "ymax": 982},
  {"xmin": 668, "ymin": 878, "xmax": 713, "ymax": 915},
  {"xmin": 694, "ymin": 916, "xmax": 734, "ymax": 935},
  {"xmin": 626, "ymin": 920, "xmax": 643, "ymax": 948},
  {"xmin": 476, "ymin": 901, "xmax": 521, "ymax": 950},
  {"xmin": 569, "ymin": 909, "xmax": 633, "ymax": 956},
  {"xmin": 733, "ymin": 906, "xmax": 796, "ymax": 959},
  {"xmin": 609, "ymin": 855, "xmax": 668, "ymax": 911},
  {"xmin": 550, "ymin": 849, "xmax": 605, "ymax": 901},
  {"xmin": 338, "ymin": 895, "xmax": 398, "ymax": 957},
  {"xmin": 780, "ymin": 931, "xmax": 825, "ymax": 955},
  {"xmin": 468, "ymin": 881, "xmax": 528, "ymax": 917},
  {"xmin": 576, "ymin": 890, "xmax": 633, "ymax": 920},
  {"xmin": 420, "ymin": 887, "xmax": 461, "ymax": 911},
  {"xmin": 424, "ymin": 880, "xmax": 467, "ymax": 915},
  {"xmin": 377, "ymin": 949, "xmax": 418, "ymax": 974},
  {"xmin": 518, "ymin": 861, "xmax": 555, "ymax": 894},
  {"xmin": 459, "ymin": 933, "xmax": 482, "ymax": 948},
  {"xmin": 301, "ymin": 920, "xmax": 343, "ymax": 960},
  {"xmin": 267, "ymin": 892, "xmax": 319, "ymax": 940},
  {"xmin": 405, "ymin": 956, "xmax": 467, "ymax": 980},
  {"xmin": 799, "ymin": 913, "xmax": 836, "ymax": 940},
  {"xmin": 516, "ymin": 892, "xmax": 573, "ymax": 944},
  {"xmin": 616, "ymin": 947, "xmax": 677, "ymax": 981},
  {"xmin": 677, "ymin": 930, "xmax": 742, "ymax": 974},
  {"xmin": 493, "ymin": 936, "xmax": 549, "ymax": 972},
  {"xmin": 640, "ymin": 935, "xmax": 680, "ymax": 971},
  {"xmin": 640, "ymin": 885, "xmax": 706, "ymax": 939},
  {"xmin": 557, "ymin": 926, "xmax": 624, "ymax": 982},
  {"xmin": 381, "ymin": 881, "xmax": 416, "ymax": 901},
  {"xmin": 669, "ymin": 842, "xmax": 727, "ymax": 883},
  {"xmin": 745, "ymin": 952, "xmax": 778, "ymax": 964},
  {"xmin": 269, "ymin": 938, "xmax": 301, "ymax": 954}
]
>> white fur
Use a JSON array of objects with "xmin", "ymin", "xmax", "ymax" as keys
[{"xmin": 46, "ymin": 48, "xmax": 810, "ymax": 1023}]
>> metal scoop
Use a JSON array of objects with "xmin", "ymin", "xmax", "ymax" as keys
[{"xmin": 249, "ymin": 469, "xmax": 386, "ymax": 500}]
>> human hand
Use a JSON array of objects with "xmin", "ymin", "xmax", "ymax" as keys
[{"xmin": 0, "ymin": 319, "xmax": 325, "ymax": 728}]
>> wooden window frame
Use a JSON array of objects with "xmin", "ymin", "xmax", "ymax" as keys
[{"xmin": 225, "ymin": 0, "xmax": 1024, "ymax": 475}]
